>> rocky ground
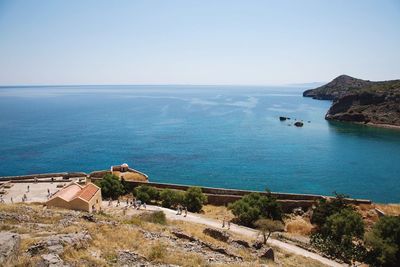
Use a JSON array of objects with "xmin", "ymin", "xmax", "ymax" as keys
[{"xmin": 0, "ymin": 203, "xmax": 328, "ymax": 267}]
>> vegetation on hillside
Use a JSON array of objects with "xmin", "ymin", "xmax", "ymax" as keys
[
  {"xmin": 228, "ymin": 192, "xmax": 282, "ymax": 227},
  {"xmin": 134, "ymin": 185, "xmax": 160, "ymax": 204},
  {"xmin": 159, "ymin": 188, "xmax": 185, "ymax": 209},
  {"xmin": 255, "ymin": 219, "xmax": 284, "ymax": 244},
  {"xmin": 365, "ymin": 216, "xmax": 400, "ymax": 267},
  {"xmin": 96, "ymin": 173, "xmax": 125, "ymax": 199},
  {"xmin": 310, "ymin": 193, "xmax": 400, "ymax": 266}
]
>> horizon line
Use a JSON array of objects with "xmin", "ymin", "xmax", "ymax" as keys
[{"xmin": 0, "ymin": 81, "xmax": 325, "ymax": 88}]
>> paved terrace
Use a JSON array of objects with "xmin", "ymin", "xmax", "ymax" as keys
[{"xmin": 0, "ymin": 178, "xmax": 84, "ymax": 203}]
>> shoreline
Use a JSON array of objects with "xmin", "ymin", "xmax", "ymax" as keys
[
  {"xmin": 328, "ymin": 119, "xmax": 400, "ymax": 131},
  {"xmin": 364, "ymin": 122, "xmax": 400, "ymax": 130}
]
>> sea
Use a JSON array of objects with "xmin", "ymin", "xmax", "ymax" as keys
[{"xmin": 0, "ymin": 85, "xmax": 399, "ymax": 203}]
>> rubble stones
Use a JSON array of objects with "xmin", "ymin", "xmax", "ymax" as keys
[
  {"xmin": 0, "ymin": 232, "xmax": 21, "ymax": 265},
  {"xmin": 40, "ymin": 253, "xmax": 70, "ymax": 267},
  {"xmin": 203, "ymin": 227, "xmax": 230, "ymax": 242},
  {"xmin": 258, "ymin": 247, "xmax": 274, "ymax": 261},
  {"xmin": 28, "ymin": 232, "xmax": 92, "ymax": 255}
]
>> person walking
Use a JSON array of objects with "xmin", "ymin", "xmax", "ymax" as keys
[
  {"xmin": 222, "ymin": 218, "xmax": 225, "ymax": 228},
  {"xmin": 27, "ymin": 185, "xmax": 30, "ymax": 193},
  {"xmin": 227, "ymin": 220, "xmax": 231, "ymax": 230}
]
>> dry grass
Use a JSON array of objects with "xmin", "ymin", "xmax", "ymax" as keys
[
  {"xmin": 112, "ymin": 171, "xmax": 147, "ymax": 182},
  {"xmin": 202, "ymin": 204, "xmax": 234, "ymax": 221},
  {"xmin": 272, "ymin": 247, "xmax": 328, "ymax": 267},
  {"xmin": 375, "ymin": 203, "xmax": 400, "ymax": 216},
  {"xmin": 1, "ymin": 202, "xmax": 334, "ymax": 267},
  {"xmin": 285, "ymin": 216, "xmax": 313, "ymax": 235}
]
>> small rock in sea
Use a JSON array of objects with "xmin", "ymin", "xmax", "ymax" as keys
[
  {"xmin": 308, "ymin": 121, "xmax": 311, "ymax": 123},
  {"xmin": 279, "ymin": 116, "xmax": 287, "ymax": 121},
  {"xmin": 294, "ymin": 121, "xmax": 304, "ymax": 127}
]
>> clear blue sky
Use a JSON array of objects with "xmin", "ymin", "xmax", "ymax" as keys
[{"xmin": 0, "ymin": 0, "xmax": 399, "ymax": 85}]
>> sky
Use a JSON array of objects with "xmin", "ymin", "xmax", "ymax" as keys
[{"xmin": 0, "ymin": 0, "xmax": 399, "ymax": 85}]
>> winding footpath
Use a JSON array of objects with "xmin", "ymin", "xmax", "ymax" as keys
[{"xmin": 147, "ymin": 205, "xmax": 345, "ymax": 267}]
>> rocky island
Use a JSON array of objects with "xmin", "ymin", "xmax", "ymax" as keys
[{"xmin": 303, "ymin": 75, "xmax": 400, "ymax": 128}]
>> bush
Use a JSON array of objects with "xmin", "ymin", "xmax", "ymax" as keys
[
  {"xmin": 311, "ymin": 233, "xmax": 367, "ymax": 263},
  {"xmin": 184, "ymin": 187, "xmax": 207, "ymax": 212},
  {"xmin": 121, "ymin": 177, "xmax": 133, "ymax": 193},
  {"xmin": 311, "ymin": 207, "xmax": 365, "ymax": 263},
  {"xmin": 140, "ymin": 211, "xmax": 167, "ymax": 225},
  {"xmin": 228, "ymin": 192, "xmax": 282, "ymax": 227},
  {"xmin": 160, "ymin": 189, "xmax": 185, "ymax": 208},
  {"xmin": 365, "ymin": 216, "xmax": 400, "ymax": 267},
  {"xmin": 311, "ymin": 193, "xmax": 350, "ymax": 228},
  {"xmin": 96, "ymin": 173, "xmax": 125, "ymax": 200},
  {"xmin": 134, "ymin": 185, "xmax": 159, "ymax": 203}
]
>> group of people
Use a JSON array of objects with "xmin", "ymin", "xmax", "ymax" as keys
[
  {"xmin": 109, "ymin": 198, "xmax": 147, "ymax": 210},
  {"xmin": 176, "ymin": 205, "xmax": 188, "ymax": 217}
]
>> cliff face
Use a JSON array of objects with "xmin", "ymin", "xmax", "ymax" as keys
[{"xmin": 303, "ymin": 75, "xmax": 400, "ymax": 127}]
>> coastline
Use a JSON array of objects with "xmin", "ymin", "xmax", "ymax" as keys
[
  {"xmin": 328, "ymin": 119, "xmax": 400, "ymax": 131},
  {"xmin": 364, "ymin": 122, "xmax": 400, "ymax": 130}
]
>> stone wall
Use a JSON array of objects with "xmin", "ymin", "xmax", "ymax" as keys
[
  {"xmin": 0, "ymin": 172, "xmax": 372, "ymax": 210},
  {"xmin": 0, "ymin": 172, "xmax": 87, "ymax": 182},
  {"xmin": 126, "ymin": 181, "xmax": 371, "ymax": 211}
]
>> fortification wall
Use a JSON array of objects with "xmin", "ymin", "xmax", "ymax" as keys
[
  {"xmin": 0, "ymin": 172, "xmax": 87, "ymax": 182},
  {"xmin": 127, "ymin": 181, "xmax": 371, "ymax": 209},
  {"xmin": 0, "ymin": 172, "xmax": 372, "ymax": 208}
]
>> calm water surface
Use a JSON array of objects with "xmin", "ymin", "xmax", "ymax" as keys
[{"xmin": 0, "ymin": 85, "xmax": 399, "ymax": 203}]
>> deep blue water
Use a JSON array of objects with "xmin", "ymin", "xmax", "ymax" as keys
[{"xmin": 0, "ymin": 85, "xmax": 399, "ymax": 203}]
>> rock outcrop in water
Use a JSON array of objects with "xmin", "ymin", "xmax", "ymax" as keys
[{"xmin": 303, "ymin": 75, "xmax": 400, "ymax": 127}]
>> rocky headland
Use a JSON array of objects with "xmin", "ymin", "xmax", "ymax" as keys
[{"xmin": 303, "ymin": 75, "xmax": 400, "ymax": 128}]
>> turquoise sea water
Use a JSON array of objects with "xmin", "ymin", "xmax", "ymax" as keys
[{"xmin": 0, "ymin": 85, "xmax": 399, "ymax": 203}]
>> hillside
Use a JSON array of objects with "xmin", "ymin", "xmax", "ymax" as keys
[
  {"xmin": 0, "ymin": 203, "xmax": 328, "ymax": 267},
  {"xmin": 303, "ymin": 75, "xmax": 400, "ymax": 127}
]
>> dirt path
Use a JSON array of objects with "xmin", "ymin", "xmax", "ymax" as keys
[
  {"xmin": 102, "ymin": 201, "xmax": 348, "ymax": 267},
  {"xmin": 103, "ymin": 202, "xmax": 345, "ymax": 267}
]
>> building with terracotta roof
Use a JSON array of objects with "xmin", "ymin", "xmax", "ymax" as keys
[{"xmin": 46, "ymin": 182, "xmax": 102, "ymax": 213}]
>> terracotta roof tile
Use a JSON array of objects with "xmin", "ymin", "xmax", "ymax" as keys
[{"xmin": 76, "ymin": 183, "xmax": 99, "ymax": 202}]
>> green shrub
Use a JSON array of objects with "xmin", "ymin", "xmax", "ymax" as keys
[
  {"xmin": 96, "ymin": 173, "xmax": 124, "ymax": 200},
  {"xmin": 311, "ymin": 193, "xmax": 350, "ymax": 228},
  {"xmin": 311, "ymin": 205, "xmax": 365, "ymax": 263},
  {"xmin": 322, "ymin": 208, "xmax": 364, "ymax": 241},
  {"xmin": 121, "ymin": 177, "xmax": 133, "ymax": 193},
  {"xmin": 311, "ymin": 233, "xmax": 367, "ymax": 263},
  {"xmin": 139, "ymin": 211, "xmax": 167, "ymax": 225},
  {"xmin": 160, "ymin": 189, "xmax": 185, "ymax": 208},
  {"xmin": 134, "ymin": 185, "xmax": 159, "ymax": 203},
  {"xmin": 184, "ymin": 187, "xmax": 207, "ymax": 212},
  {"xmin": 365, "ymin": 216, "xmax": 400, "ymax": 267},
  {"xmin": 228, "ymin": 192, "xmax": 282, "ymax": 227}
]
